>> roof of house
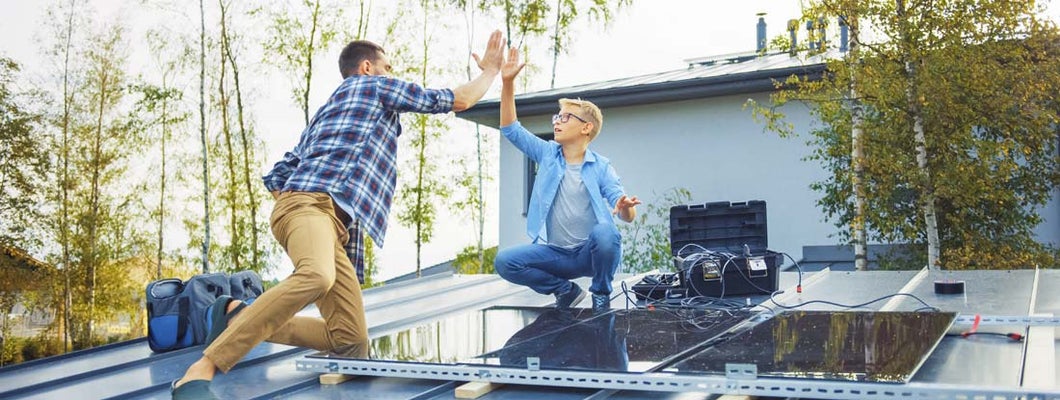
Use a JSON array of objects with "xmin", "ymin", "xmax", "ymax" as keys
[
  {"xmin": 456, "ymin": 50, "xmax": 834, "ymax": 125},
  {"xmin": 0, "ymin": 243, "xmax": 49, "ymax": 272},
  {"xmin": 1, "ymin": 268, "xmax": 1055, "ymax": 399}
]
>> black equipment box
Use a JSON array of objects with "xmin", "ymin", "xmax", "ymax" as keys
[
  {"xmin": 630, "ymin": 273, "xmax": 685, "ymax": 302},
  {"xmin": 668, "ymin": 200, "xmax": 781, "ymax": 297}
]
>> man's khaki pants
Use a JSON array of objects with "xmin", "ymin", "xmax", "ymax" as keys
[{"xmin": 203, "ymin": 192, "xmax": 368, "ymax": 372}]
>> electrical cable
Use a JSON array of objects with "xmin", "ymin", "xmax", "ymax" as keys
[
  {"xmin": 628, "ymin": 248, "xmax": 940, "ymax": 316},
  {"xmin": 767, "ymin": 290, "xmax": 940, "ymax": 312},
  {"xmin": 946, "ymin": 331, "xmax": 1024, "ymax": 341}
]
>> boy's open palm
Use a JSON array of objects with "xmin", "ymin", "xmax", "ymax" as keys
[{"xmin": 502, "ymin": 47, "xmax": 526, "ymax": 81}]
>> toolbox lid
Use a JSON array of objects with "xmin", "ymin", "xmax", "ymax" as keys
[{"xmin": 669, "ymin": 200, "xmax": 768, "ymax": 256}]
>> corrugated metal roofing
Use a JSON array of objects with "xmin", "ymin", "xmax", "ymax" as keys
[{"xmin": 0, "ymin": 269, "xmax": 1055, "ymax": 399}]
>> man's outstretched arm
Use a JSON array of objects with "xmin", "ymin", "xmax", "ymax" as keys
[{"xmin": 452, "ymin": 30, "xmax": 504, "ymax": 112}]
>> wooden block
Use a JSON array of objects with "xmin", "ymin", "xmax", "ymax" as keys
[
  {"xmin": 455, "ymin": 381, "xmax": 503, "ymax": 399},
  {"xmin": 318, "ymin": 373, "xmax": 357, "ymax": 385}
]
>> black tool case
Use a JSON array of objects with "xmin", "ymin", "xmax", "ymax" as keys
[{"xmin": 667, "ymin": 200, "xmax": 781, "ymax": 297}]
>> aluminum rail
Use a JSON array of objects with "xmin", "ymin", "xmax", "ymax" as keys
[{"xmin": 295, "ymin": 357, "xmax": 1060, "ymax": 400}]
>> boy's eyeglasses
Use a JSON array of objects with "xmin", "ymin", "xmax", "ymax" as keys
[{"xmin": 552, "ymin": 113, "xmax": 588, "ymax": 124}]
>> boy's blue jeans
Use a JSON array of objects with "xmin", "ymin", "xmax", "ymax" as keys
[{"xmin": 494, "ymin": 223, "xmax": 622, "ymax": 296}]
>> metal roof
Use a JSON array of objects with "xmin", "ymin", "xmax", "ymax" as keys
[
  {"xmin": 456, "ymin": 51, "xmax": 835, "ymax": 125},
  {"xmin": 0, "ymin": 268, "xmax": 1055, "ymax": 399}
]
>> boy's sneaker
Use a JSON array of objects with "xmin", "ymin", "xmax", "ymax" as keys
[
  {"xmin": 554, "ymin": 283, "xmax": 586, "ymax": 309},
  {"xmin": 591, "ymin": 293, "xmax": 611, "ymax": 312}
]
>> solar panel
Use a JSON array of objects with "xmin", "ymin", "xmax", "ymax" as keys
[
  {"xmin": 308, "ymin": 306, "xmax": 751, "ymax": 374},
  {"xmin": 308, "ymin": 306, "xmax": 603, "ymax": 364},
  {"xmin": 470, "ymin": 308, "xmax": 751, "ymax": 373},
  {"xmin": 666, "ymin": 310, "xmax": 957, "ymax": 383}
]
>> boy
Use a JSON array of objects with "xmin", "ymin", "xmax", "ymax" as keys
[{"xmin": 493, "ymin": 47, "xmax": 640, "ymax": 312}]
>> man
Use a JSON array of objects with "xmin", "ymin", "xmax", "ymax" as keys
[
  {"xmin": 171, "ymin": 31, "xmax": 505, "ymax": 399},
  {"xmin": 493, "ymin": 47, "xmax": 640, "ymax": 312}
]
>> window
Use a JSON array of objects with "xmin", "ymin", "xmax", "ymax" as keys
[{"xmin": 523, "ymin": 133, "xmax": 554, "ymax": 216}]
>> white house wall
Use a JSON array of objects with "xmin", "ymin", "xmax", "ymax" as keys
[{"xmin": 498, "ymin": 92, "xmax": 832, "ymax": 261}]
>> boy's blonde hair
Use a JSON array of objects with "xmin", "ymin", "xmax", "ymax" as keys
[{"xmin": 558, "ymin": 98, "xmax": 603, "ymax": 141}]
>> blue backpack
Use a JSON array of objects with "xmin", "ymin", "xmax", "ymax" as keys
[{"xmin": 146, "ymin": 271, "xmax": 263, "ymax": 353}]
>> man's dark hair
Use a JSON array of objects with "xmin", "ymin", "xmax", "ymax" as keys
[{"xmin": 339, "ymin": 40, "xmax": 385, "ymax": 78}]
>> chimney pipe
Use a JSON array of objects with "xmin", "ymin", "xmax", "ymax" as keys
[
  {"xmin": 817, "ymin": 17, "xmax": 827, "ymax": 50},
  {"xmin": 756, "ymin": 13, "xmax": 767, "ymax": 52},
  {"xmin": 839, "ymin": 16, "xmax": 849, "ymax": 52},
  {"xmin": 788, "ymin": 19, "xmax": 799, "ymax": 55},
  {"xmin": 806, "ymin": 20, "xmax": 816, "ymax": 50}
]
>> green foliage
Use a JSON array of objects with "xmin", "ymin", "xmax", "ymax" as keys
[
  {"xmin": 59, "ymin": 22, "xmax": 154, "ymax": 349},
  {"xmin": 453, "ymin": 245, "xmax": 497, "ymax": 274},
  {"xmin": 256, "ymin": 0, "xmax": 348, "ymax": 125},
  {"xmin": 752, "ymin": 0, "xmax": 1060, "ymax": 269},
  {"xmin": 473, "ymin": 0, "xmax": 631, "ymax": 49},
  {"xmin": 361, "ymin": 236, "xmax": 381, "ymax": 288},
  {"xmin": 617, "ymin": 187, "xmax": 691, "ymax": 274},
  {"xmin": 448, "ymin": 150, "xmax": 495, "ymax": 269},
  {"xmin": 0, "ymin": 57, "xmax": 48, "ymax": 250},
  {"xmin": 392, "ymin": 0, "xmax": 458, "ymax": 277}
]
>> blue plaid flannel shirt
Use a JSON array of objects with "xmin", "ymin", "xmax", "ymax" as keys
[{"xmin": 263, "ymin": 75, "xmax": 454, "ymax": 282}]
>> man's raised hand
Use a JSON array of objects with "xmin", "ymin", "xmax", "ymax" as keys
[{"xmin": 472, "ymin": 30, "xmax": 504, "ymax": 74}]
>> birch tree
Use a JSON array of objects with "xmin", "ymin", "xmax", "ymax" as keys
[
  {"xmin": 756, "ymin": 0, "xmax": 1060, "ymax": 270},
  {"xmin": 395, "ymin": 0, "xmax": 455, "ymax": 277},
  {"xmin": 258, "ymin": 0, "xmax": 347, "ymax": 125}
]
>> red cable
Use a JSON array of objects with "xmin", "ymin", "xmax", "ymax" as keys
[{"xmin": 961, "ymin": 314, "xmax": 982, "ymax": 337}]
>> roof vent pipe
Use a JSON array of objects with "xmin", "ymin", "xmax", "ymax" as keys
[
  {"xmin": 806, "ymin": 20, "xmax": 816, "ymax": 50},
  {"xmin": 756, "ymin": 13, "xmax": 767, "ymax": 52},
  {"xmin": 817, "ymin": 17, "xmax": 827, "ymax": 50},
  {"xmin": 788, "ymin": 19, "xmax": 799, "ymax": 55}
]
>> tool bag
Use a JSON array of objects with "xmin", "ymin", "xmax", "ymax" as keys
[{"xmin": 228, "ymin": 270, "xmax": 264, "ymax": 304}]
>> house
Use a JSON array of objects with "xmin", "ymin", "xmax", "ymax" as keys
[{"xmin": 455, "ymin": 46, "xmax": 1060, "ymax": 268}]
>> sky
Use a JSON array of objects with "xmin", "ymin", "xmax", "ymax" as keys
[{"xmin": 3, "ymin": 1, "xmax": 1057, "ymax": 281}]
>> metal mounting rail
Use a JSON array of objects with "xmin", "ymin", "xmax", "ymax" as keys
[
  {"xmin": 954, "ymin": 314, "xmax": 1060, "ymax": 326},
  {"xmin": 295, "ymin": 358, "xmax": 1060, "ymax": 400}
]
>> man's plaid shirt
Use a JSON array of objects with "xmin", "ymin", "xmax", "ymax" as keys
[{"xmin": 263, "ymin": 75, "xmax": 454, "ymax": 281}]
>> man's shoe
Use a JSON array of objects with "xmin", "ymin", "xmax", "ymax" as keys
[
  {"xmin": 591, "ymin": 293, "xmax": 611, "ymax": 312},
  {"xmin": 204, "ymin": 296, "xmax": 247, "ymax": 347},
  {"xmin": 554, "ymin": 283, "xmax": 586, "ymax": 309}
]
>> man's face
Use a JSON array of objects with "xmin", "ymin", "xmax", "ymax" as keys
[{"xmin": 366, "ymin": 54, "xmax": 393, "ymax": 76}]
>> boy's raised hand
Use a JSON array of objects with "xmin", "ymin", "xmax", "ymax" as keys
[
  {"xmin": 472, "ymin": 30, "xmax": 504, "ymax": 73},
  {"xmin": 501, "ymin": 47, "xmax": 526, "ymax": 82}
]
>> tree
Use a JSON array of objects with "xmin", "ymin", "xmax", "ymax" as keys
[
  {"xmin": 617, "ymin": 188, "xmax": 691, "ymax": 274},
  {"xmin": 42, "ymin": 0, "xmax": 86, "ymax": 352},
  {"xmin": 0, "ymin": 58, "xmax": 49, "ymax": 252},
  {"xmin": 198, "ymin": 0, "xmax": 213, "ymax": 274},
  {"xmin": 59, "ymin": 22, "xmax": 151, "ymax": 348},
  {"xmin": 449, "ymin": 155, "xmax": 494, "ymax": 273},
  {"xmin": 474, "ymin": 0, "xmax": 631, "ymax": 88},
  {"xmin": 755, "ymin": 0, "xmax": 1060, "ymax": 269},
  {"xmin": 258, "ymin": 0, "xmax": 347, "ymax": 125},
  {"xmin": 0, "ymin": 57, "xmax": 51, "ymax": 364},
  {"xmin": 395, "ymin": 0, "xmax": 455, "ymax": 277},
  {"xmin": 137, "ymin": 29, "xmax": 192, "ymax": 279},
  {"xmin": 209, "ymin": 0, "xmax": 275, "ymax": 274}
]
